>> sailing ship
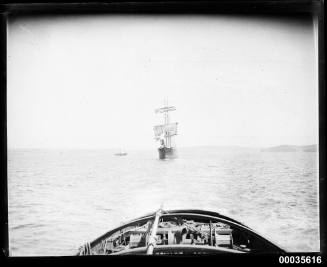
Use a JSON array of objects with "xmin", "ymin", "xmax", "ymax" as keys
[
  {"xmin": 114, "ymin": 149, "xmax": 128, "ymax": 156},
  {"xmin": 153, "ymin": 102, "xmax": 178, "ymax": 160}
]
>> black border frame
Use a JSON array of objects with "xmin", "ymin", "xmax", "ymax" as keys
[
  {"xmin": 1, "ymin": 1, "xmax": 324, "ymax": 16},
  {"xmin": 1, "ymin": 0, "xmax": 325, "ymax": 265}
]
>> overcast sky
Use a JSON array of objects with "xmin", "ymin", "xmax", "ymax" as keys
[{"xmin": 7, "ymin": 15, "xmax": 318, "ymax": 150}]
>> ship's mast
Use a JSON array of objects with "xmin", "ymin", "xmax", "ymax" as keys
[{"xmin": 164, "ymin": 98, "xmax": 170, "ymax": 147}]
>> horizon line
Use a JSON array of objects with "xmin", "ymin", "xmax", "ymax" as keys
[{"xmin": 7, "ymin": 144, "xmax": 318, "ymax": 151}]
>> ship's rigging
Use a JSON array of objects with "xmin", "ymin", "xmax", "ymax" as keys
[{"xmin": 153, "ymin": 102, "xmax": 178, "ymax": 149}]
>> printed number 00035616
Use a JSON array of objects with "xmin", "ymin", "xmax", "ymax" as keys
[{"xmin": 279, "ymin": 256, "xmax": 322, "ymax": 264}]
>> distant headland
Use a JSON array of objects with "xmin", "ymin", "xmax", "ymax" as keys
[{"xmin": 261, "ymin": 144, "xmax": 317, "ymax": 152}]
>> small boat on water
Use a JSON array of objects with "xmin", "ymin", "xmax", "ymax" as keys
[
  {"xmin": 77, "ymin": 209, "xmax": 285, "ymax": 255},
  {"xmin": 114, "ymin": 152, "xmax": 128, "ymax": 156},
  {"xmin": 114, "ymin": 149, "xmax": 128, "ymax": 156}
]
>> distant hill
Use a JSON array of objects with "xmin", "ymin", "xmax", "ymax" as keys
[
  {"xmin": 302, "ymin": 145, "xmax": 318, "ymax": 152},
  {"xmin": 178, "ymin": 146, "xmax": 259, "ymax": 153},
  {"xmin": 261, "ymin": 144, "xmax": 317, "ymax": 152}
]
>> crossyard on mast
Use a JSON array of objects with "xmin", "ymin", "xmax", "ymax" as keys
[{"xmin": 155, "ymin": 106, "xmax": 176, "ymax": 114}]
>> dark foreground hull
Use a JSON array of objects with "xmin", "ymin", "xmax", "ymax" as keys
[
  {"xmin": 77, "ymin": 209, "xmax": 286, "ymax": 255},
  {"xmin": 158, "ymin": 147, "xmax": 176, "ymax": 159}
]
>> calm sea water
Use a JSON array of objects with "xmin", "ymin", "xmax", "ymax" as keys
[{"xmin": 8, "ymin": 148, "xmax": 319, "ymax": 255}]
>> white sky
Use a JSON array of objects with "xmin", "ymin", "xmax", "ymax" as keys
[{"xmin": 7, "ymin": 15, "xmax": 318, "ymax": 150}]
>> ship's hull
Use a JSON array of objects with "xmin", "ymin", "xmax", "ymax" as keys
[
  {"xmin": 114, "ymin": 153, "xmax": 127, "ymax": 156},
  {"xmin": 77, "ymin": 209, "xmax": 286, "ymax": 255},
  {"xmin": 158, "ymin": 147, "xmax": 176, "ymax": 159}
]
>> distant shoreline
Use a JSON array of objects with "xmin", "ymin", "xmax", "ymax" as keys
[
  {"xmin": 8, "ymin": 144, "xmax": 318, "ymax": 153},
  {"xmin": 260, "ymin": 144, "xmax": 317, "ymax": 152}
]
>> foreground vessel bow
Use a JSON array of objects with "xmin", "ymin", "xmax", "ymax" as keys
[{"xmin": 77, "ymin": 209, "xmax": 285, "ymax": 255}]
